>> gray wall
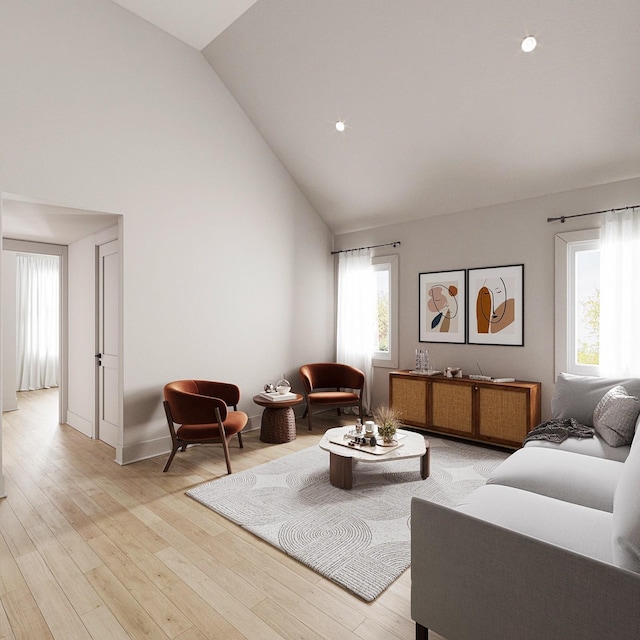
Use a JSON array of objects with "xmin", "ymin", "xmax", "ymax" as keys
[{"xmin": 334, "ymin": 177, "xmax": 640, "ymax": 420}]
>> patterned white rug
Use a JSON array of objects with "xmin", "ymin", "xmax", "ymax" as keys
[{"xmin": 186, "ymin": 435, "xmax": 509, "ymax": 601}]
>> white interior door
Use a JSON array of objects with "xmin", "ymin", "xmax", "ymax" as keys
[{"xmin": 97, "ymin": 239, "xmax": 119, "ymax": 447}]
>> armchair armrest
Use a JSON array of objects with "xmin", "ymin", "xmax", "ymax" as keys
[
  {"xmin": 166, "ymin": 392, "xmax": 227, "ymax": 425},
  {"xmin": 411, "ymin": 497, "xmax": 640, "ymax": 640},
  {"xmin": 196, "ymin": 381, "xmax": 240, "ymax": 408}
]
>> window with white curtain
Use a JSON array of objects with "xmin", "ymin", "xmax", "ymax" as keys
[
  {"xmin": 555, "ymin": 229, "xmax": 600, "ymax": 377},
  {"xmin": 16, "ymin": 254, "xmax": 60, "ymax": 390},
  {"xmin": 372, "ymin": 255, "xmax": 399, "ymax": 368},
  {"xmin": 336, "ymin": 251, "xmax": 399, "ymax": 413},
  {"xmin": 336, "ymin": 249, "xmax": 376, "ymax": 413},
  {"xmin": 555, "ymin": 207, "xmax": 640, "ymax": 379},
  {"xmin": 599, "ymin": 208, "xmax": 640, "ymax": 377}
]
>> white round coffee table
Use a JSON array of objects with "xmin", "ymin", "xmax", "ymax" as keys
[{"xmin": 319, "ymin": 426, "xmax": 430, "ymax": 489}]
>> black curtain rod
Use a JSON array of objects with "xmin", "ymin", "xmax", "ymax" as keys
[
  {"xmin": 331, "ymin": 241, "xmax": 401, "ymax": 255},
  {"xmin": 547, "ymin": 204, "xmax": 640, "ymax": 223}
]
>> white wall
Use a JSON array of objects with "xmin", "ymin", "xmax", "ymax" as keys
[
  {"xmin": 0, "ymin": 0, "xmax": 334, "ymax": 464},
  {"xmin": 334, "ymin": 177, "xmax": 640, "ymax": 420},
  {"xmin": 1, "ymin": 251, "xmax": 17, "ymax": 412},
  {"xmin": 0, "ymin": 202, "xmax": 4, "ymax": 497}
]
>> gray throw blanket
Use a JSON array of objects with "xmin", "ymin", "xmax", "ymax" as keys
[{"xmin": 524, "ymin": 417, "xmax": 595, "ymax": 445}]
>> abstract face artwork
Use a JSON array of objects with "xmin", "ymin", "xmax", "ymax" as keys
[
  {"xmin": 468, "ymin": 265, "xmax": 524, "ymax": 346},
  {"xmin": 475, "ymin": 277, "xmax": 515, "ymax": 334}
]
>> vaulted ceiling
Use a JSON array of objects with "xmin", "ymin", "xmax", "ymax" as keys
[
  {"xmin": 201, "ymin": 1, "xmax": 640, "ymax": 234},
  {"xmin": 5, "ymin": 1, "xmax": 640, "ymax": 241}
]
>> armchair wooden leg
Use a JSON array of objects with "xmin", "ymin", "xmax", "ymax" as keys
[
  {"xmin": 416, "ymin": 623, "xmax": 429, "ymax": 640},
  {"xmin": 221, "ymin": 437, "xmax": 232, "ymax": 474},
  {"xmin": 237, "ymin": 432, "xmax": 243, "ymax": 448},
  {"xmin": 307, "ymin": 407, "xmax": 313, "ymax": 431},
  {"xmin": 216, "ymin": 407, "xmax": 232, "ymax": 474},
  {"xmin": 163, "ymin": 445, "xmax": 180, "ymax": 472}
]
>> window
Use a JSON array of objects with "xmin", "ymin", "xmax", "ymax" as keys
[
  {"xmin": 555, "ymin": 229, "xmax": 600, "ymax": 376},
  {"xmin": 372, "ymin": 255, "xmax": 398, "ymax": 368},
  {"xmin": 375, "ymin": 268, "xmax": 389, "ymax": 353}
]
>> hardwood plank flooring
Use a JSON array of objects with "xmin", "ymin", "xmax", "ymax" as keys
[{"xmin": 1, "ymin": 389, "xmax": 446, "ymax": 640}]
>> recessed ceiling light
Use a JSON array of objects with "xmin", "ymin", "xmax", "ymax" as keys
[
  {"xmin": 335, "ymin": 120, "xmax": 346, "ymax": 133},
  {"xmin": 521, "ymin": 35, "xmax": 537, "ymax": 53}
]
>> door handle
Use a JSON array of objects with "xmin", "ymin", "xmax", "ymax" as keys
[{"xmin": 95, "ymin": 353, "xmax": 102, "ymax": 366}]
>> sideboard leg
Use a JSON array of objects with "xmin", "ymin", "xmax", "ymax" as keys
[{"xmin": 416, "ymin": 622, "xmax": 429, "ymax": 640}]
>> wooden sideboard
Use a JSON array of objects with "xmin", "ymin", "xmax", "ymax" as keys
[{"xmin": 389, "ymin": 370, "xmax": 541, "ymax": 448}]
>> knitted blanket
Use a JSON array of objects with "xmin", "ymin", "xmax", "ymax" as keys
[{"xmin": 524, "ymin": 417, "xmax": 595, "ymax": 445}]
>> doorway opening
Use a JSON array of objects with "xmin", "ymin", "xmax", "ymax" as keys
[{"xmin": 1, "ymin": 193, "xmax": 122, "ymax": 457}]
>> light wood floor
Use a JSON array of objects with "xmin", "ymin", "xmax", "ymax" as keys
[{"xmin": 0, "ymin": 389, "xmax": 446, "ymax": 640}]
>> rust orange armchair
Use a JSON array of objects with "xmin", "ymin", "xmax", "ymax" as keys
[
  {"xmin": 299, "ymin": 363, "xmax": 365, "ymax": 430},
  {"xmin": 162, "ymin": 380, "xmax": 248, "ymax": 473}
]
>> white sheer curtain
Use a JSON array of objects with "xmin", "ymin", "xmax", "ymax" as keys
[
  {"xmin": 336, "ymin": 249, "xmax": 377, "ymax": 413},
  {"xmin": 599, "ymin": 207, "xmax": 640, "ymax": 377},
  {"xmin": 16, "ymin": 254, "xmax": 60, "ymax": 390}
]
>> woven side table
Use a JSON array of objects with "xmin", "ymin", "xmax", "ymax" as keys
[{"xmin": 253, "ymin": 394, "xmax": 304, "ymax": 444}]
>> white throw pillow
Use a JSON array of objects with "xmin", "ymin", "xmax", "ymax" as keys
[{"xmin": 593, "ymin": 385, "xmax": 640, "ymax": 447}]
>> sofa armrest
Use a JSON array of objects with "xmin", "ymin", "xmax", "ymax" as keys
[{"xmin": 411, "ymin": 497, "xmax": 640, "ymax": 640}]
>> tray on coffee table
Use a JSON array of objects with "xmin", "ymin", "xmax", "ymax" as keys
[{"xmin": 328, "ymin": 433, "xmax": 404, "ymax": 455}]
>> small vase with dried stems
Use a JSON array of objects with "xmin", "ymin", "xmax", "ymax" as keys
[{"xmin": 373, "ymin": 406, "xmax": 401, "ymax": 444}]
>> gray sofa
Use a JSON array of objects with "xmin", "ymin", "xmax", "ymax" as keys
[{"xmin": 411, "ymin": 373, "xmax": 640, "ymax": 640}]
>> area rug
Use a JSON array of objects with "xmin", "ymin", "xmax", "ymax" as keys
[{"xmin": 186, "ymin": 436, "xmax": 509, "ymax": 601}]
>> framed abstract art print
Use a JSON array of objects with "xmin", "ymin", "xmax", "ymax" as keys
[
  {"xmin": 467, "ymin": 264, "xmax": 524, "ymax": 346},
  {"xmin": 419, "ymin": 269, "xmax": 466, "ymax": 343}
]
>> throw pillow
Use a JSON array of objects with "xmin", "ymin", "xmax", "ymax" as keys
[{"xmin": 593, "ymin": 385, "xmax": 640, "ymax": 447}]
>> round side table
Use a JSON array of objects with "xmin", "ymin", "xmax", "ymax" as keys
[{"xmin": 253, "ymin": 394, "xmax": 304, "ymax": 444}]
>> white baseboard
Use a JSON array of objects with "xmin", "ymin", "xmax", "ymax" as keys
[
  {"xmin": 118, "ymin": 420, "xmax": 262, "ymax": 465},
  {"xmin": 119, "ymin": 434, "xmax": 173, "ymax": 465},
  {"xmin": 66, "ymin": 411, "xmax": 94, "ymax": 438}
]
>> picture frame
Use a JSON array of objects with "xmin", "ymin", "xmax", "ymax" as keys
[
  {"xmin": 419, "ymin": 269, "xmax": 466, "ymax": 343},
  {"xmin": 467, "ymin": 264, "xmax": 524, "ymax": 346}
]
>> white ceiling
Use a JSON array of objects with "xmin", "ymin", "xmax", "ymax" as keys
[{"xmin": 6, "ymin": 1, "xmax": 640, "ymax": 241}]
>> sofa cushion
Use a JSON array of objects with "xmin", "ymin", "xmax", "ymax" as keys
[
  {"xmin": 524, "ymin": 436, "xmax": 630, "ymax": 462},
  {"xmin": 612, "ymin": 437, "xmax": 640, "ymax": 572},
  {"xmin": 456, "ymin": 485, "xmax": 613, "ymax": 564},
  {"xmin": 487, "ymin": 447, "xmax": 623, "ymax": 512},
  {"xmin": 551, "ymin": 373, "xmax": 640, "ymax": 427},
  {"xmin": 593, "ymin": 385, "xmax": 640, "ymax": 447}
]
